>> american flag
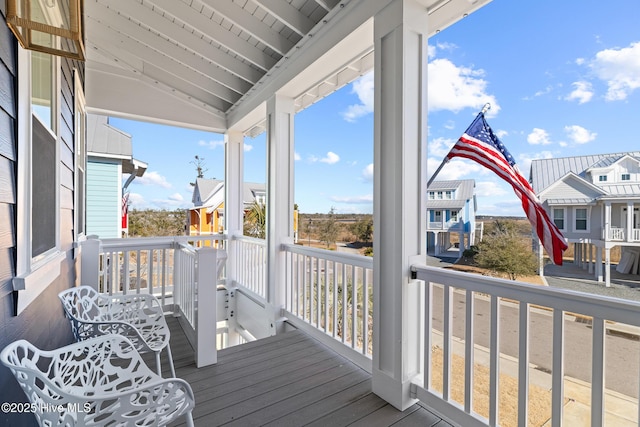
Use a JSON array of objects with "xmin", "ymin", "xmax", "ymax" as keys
[{"xmin": 447, "ymin": 113, "xmax": 568, "ymax": 265}]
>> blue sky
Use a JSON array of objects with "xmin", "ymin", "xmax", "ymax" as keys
[{"xmin": 112, "ymin": 0, "xmax": 640, "ymax": 215}]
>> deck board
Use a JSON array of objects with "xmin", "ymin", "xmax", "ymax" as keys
[{"xmin": 160, "ymin": 316, "xmax": 445, "ymax": 427}]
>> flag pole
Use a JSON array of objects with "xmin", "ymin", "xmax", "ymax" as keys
[{"xmin": 427, "ymin": 103, "xmax": 491, "ymax": 187}]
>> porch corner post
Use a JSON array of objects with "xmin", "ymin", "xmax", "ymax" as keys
[
  {"xmin": 266, "ymin": 94, "xmax": 295, "ymax": 334},
  {"xmin": 224, "ymin": 129, "xmax": 244, "ymax": 345},
  {"xmin": 80, "ymin": 236, "xmax": 101, "ymax": 290},
  {"xmin": 372, "ymin": 0, "xmax": 427, "ymax": 411}
]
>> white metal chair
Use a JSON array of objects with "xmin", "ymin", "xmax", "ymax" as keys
[
  {"xmin": 0, "ymin": 334, "xmax": 194, "ymax": 427},
  {"xmin": 58, "ymin": 286, "xmax": 175, "ymax": 377}
]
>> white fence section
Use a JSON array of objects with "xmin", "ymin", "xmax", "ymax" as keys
[
  {"xmin": 232, "ymin": 235, "xmax": 267, "ymax": 299},
  {"xmin": 410, "ymin": 264, "xmax": 640, "ymax": 427},
  {"xmin": 283, "ymin": 244, "xmax": 373, "ymax": 362},
  {"xmin": 633, "ymin": 228, "xmax": 640, "ymax": 242},
  {"xmin": 609, "ymin": 227, "xmax": 626, "ymax": 241}
]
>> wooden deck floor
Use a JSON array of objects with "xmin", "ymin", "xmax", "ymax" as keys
[{"xmin": 158, "ymin": 316, "xmax": 450, "ymax": 427}]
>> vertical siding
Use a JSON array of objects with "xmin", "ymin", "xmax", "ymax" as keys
[
  {"xmin": 86, "ymin": 159, "xmax": 120, "ymax": 238},
  {"xmin": 0, "ymin": 10, "xmax": 83, "ymax": 425}
]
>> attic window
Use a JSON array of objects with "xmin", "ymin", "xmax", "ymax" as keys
[
  {"xmin": 622, "ymin": 174, "xmax": 631, "ymax": 181},
  {"xmin": 598, "ymin": 175, "xmax": 607, "ymax": 182}
]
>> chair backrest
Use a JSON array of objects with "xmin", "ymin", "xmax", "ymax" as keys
[{"xmin": 58, "ymin": 286, "xmax": 104, "ymax": 322}]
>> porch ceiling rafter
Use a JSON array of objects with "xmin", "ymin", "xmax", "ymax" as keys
[
  {"xmin": 200, "ymin": 0, "xmax": 297, "ymax": 56},
  {"xmin": 148, "ymin": 0, "xmax": 278, "ymax": 72},
  {"xmin": 253, "ymin": 0, "xmax": 318, "ymax": 36}
]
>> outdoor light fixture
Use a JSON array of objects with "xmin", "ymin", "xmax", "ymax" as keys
[{"xmin": 6, "ymin": 0, "xmax": 85, "ymax": 61}]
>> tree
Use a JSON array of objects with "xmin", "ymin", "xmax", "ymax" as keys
[
  {"xmin": 128, "ymin": 209, "xmax": 186, "ymax": 237},
  {"xmin": 244, "ymin": 201, "xmax": 266, "ymax": 238},
  {"xmin": 350, "ymin": 217, "xmax": 373, "ymax": 243},
  {"xmin": 475, "ymin": 220, "xmax": 537, "ymax": 280},
  {"xmin": 318, "ymin": 207, "xmax": 340, "ymax": 249}
]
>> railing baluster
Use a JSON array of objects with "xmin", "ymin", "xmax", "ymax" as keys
[
  {"xmin": 443, "ymin": 284, "xmax": 452, "ymax": 402},
  {"xmin": 342, "ymin": 262, "xmax": 347, "ymax": 344},
  {"xmin": 333, "ymin": 262, "xmax": 338, "ymax": 338},
  {"xmin": 362, "ymin": 267, "xmax": 368, "ymax": 356},
  {"xmin": 324, "ymin": 260, "xmax": 329, "ymax": 333},
  {"xmin": 551, "ymin": 309, "xmax": 565, "ymax": 426},
  {"xmin": 489, "ymin": 295, "xmax": 499, "ymax": 427},
  {"xmin": 591, "ymin": 317, "xmax": 605, "ymax": 427},
  {"xmin": 464, "ymin": 289, "xmax": 474, "ymax": 413},
  {"xmin": 424, "ymin": 281, "xmax": 432, "ymax": 390},
  {"xmin": 351, "ymin": 264, "xmax": 357, "ymax": 349},
  {"xmin": 517, "ymin": 302, "xmax": 529, "ymax": 427}
]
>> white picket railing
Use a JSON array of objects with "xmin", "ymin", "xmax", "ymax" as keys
[
  {"xmin": 283, "ymin": 244, "xmax": 373, "ymax": 361},
  {"xmin": 608, "ymin": 227, "xmax": 625, "ymax": 241},
  {"xmin": 232, "ymin": 235, "xmax": 267, "ymax": 299},
  {"xmin": 633, "ymin": 228, "xmax": 640, "ymax": 242},
  {"xmin": 410, "ymin": 264, "xmax": 640, "ymax": 427}
]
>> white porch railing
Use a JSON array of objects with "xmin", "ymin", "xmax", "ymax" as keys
[
  {"xmin": 231, "ymin": 235, "xmax": 267, "ymax": 299},
  {"xmin": 410, "ymin": 264, "xmax": 640, "ymax": 427},
  {"xmin": 283, "ymin": 244, "xmax": 373, "ymax": 363},
  {"xmin": 634, "ymin": 228, "xmax": 640, "ymax": 242},
  {"xmin": 428, "ymin": 220, "xmax": 464, "ymax": 231},
  {"xmin": 81, "ymin": 235, "xmax": 227, "ymax": 367},
  {"xmin": 608, "ymin": 227, "xmax": 625, "ymax": 241}
]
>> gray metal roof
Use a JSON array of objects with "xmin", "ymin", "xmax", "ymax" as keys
[
  {"xmin": 87, "ymin": 114, "xmax": 132, "ymax": 158},
  {"xmin": 427, "ymin": 179, "xmax": 475, "ymax": 209},
  {"xmin": 530, "ymin": 151, "xmax": 640, "ymax": 194},
  {"xmin": 193, "ymin": 178, "xmax": 265, "ymax": 207}
]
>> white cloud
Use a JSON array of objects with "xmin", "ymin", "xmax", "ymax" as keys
[
  {"xmin": 330, "ymin": 194, "xmax": 373, "ymax": 204},
  {"xmin": 527, "ymin": 128, "xmax": 552, "ymax": 145},
  {"xmin": 475, "ymin": 181, "xmax": 508, "ymax": 197},
  {"xmin": 564, "ymin": 125, "xmax": 596, "ymax": 144},
  {"xmin": 127, "ymin": 193, "xmax": 146, "ymax": 208},
  {"xmin": 198, "ymin": 139, "xmax": 225, "ymax": 149},
  {"xmin": 590, "ymin": 41, "xmax": 640, "ymax": 101},
  {"xmin": 134, "ymin": 171, "xmax": 172, "ymax": 189},
  {"xmin": 341, "ymin": 72, "xmax": 374, "ymax": 122},
  {"xmin": 564, "ymin": 81, "xmax": 594, "ymax": 104},
  {"xmin": 320, "ymin": 152, "xmax": 340, "ymax": 164},
  {"xmin": 518, "ymin": 150, "xmax": 554, "ymax": 172},
  {"xmin": 362, "ymin": 163, "xmax": 374, "ymax": 182},
  {"xmin": 429, "ymin": 137, "xmax": 455, "ymax": 158},
  {"xmin": 244, "ymin": 143, "xmax": 253, "ymax": 152},
  {"xmin": 294, "ymin": 152, "xmax": 301, "ymax": 161},
  {"xmin": 428, "ymin": 157, "xmax": 483, "ymax": 181},
  {"xmin": 428, "ymin": 58, "xmax": 500, "ymax": 116},
  {"xmin": 168, "ymin": 193, "xmax": 184, "ymax": 202}
]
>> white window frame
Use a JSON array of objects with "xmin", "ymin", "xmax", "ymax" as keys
[
  {"xmin": 552, "ymin": 207, "xmax": 566, "ymax": 231},
  {"xmin": 598, "ymin": 175, "xmax": 607, "ymax": 182},
  {"xmin": 621, "ymin": 173, "xmax": 631, "ymax": 181},
  {"xmin": 74, "ymin": 71, "xmax": 87, "ymax": 242},
  {"xmin": 573, "ymin": 207, "xmax": 590, "ymax": 233},
  {"xmin": 13, "ymin": 46, "xmax": 64, "ymax": 314}
]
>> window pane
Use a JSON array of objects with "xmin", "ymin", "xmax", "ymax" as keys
[
  {"xmin": 32, "ymin": 117, "xmax": 56, "ymax": 258},
  {"xmin": 31, "ymin": 52, "xmax": 54, "ymax": 130}
]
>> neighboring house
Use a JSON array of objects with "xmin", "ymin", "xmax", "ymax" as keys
[
  {"xmin": 530, "ymin": 152, "xmax": 640, "ymax": 285},
  {"xmin": 86, "ymin": 115, "xmax": 147, "ymax": 238},
  {"xmin": 427, "ymin": 180, "xmax": 477, "ymax": 258},
  {"xmin": 189, "ymin": 178, "xmax": 266, "ymax": 236}
]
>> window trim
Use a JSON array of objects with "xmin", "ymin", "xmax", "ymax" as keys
[
  {"xmin": 573, "ymin": 207, "xmax": 590, "ymax": 233},
  {"xmin": 74, "ymin": 70, "xmax": 86, "ymax": 242},
  {"xmin": 552, "ymin": 207, "xmax": 566, "ymax": 231},
  {"xmin": 13, "ymin": 45, "xmax": 63, "ymax": 315}
]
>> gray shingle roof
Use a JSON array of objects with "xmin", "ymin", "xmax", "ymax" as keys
[{"xmin": 427, "ymin": 179, "xmax": 475, "ymax": 209}]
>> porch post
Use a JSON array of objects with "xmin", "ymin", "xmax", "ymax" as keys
[
  {"xmin": 605, "ymin": 247, "xmax": 611, "ymax": 287},
  {"xmin": 596, "ymin": 246, "xmax": 603, "ymax": 282},
  {"xmin": 372, "ymin": 0, "xmax": 427, "ymax": 410},
  {"xmin": 627, "ymin": 202, "xmax": 634, "ymax": 242},
  {"xmin": 224, "ymin": 130, "xmax": 244, "ymax": 346},
  {"xmin": 266, "ymin": 94, "xmax": 295, "ymax": 334},
  {"xmin": 604, "ymin": 202, "xmax": 611, "ymax": 241}
]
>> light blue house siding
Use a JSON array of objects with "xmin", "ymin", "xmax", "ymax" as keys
[{"xmin": 86, "ymin": 159, "xmax": 121, "ymax": 238}]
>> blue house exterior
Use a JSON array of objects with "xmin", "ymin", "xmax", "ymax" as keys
[
  {"xmin": 86, "ymin": 115, "xmax": 147, "ymax": 238},
  {"xmin": 427, "ymin": 179, "xmax": 477, "ymax": 257}
]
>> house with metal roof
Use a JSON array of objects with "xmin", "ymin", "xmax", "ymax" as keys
[
  {"xmin": 189, "ymin": 178, "xmax": 266, "ymax": 236},
  {"xmin": 530, "ymin": 151, "xmax": 640, "ymax": 285},
  {"xmin": 86, "ymin": 114, "xmax": 147, "ymax": 238},
  {"xmin": 427, "ymin": 179, "xmax": 477, "ymax": 257}
]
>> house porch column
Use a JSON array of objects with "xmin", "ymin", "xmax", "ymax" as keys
[
  {"xmin": 626, "ymin": 202, "xmax": 634, "ymax": 242},
  {"xmin": 224, "ymin": 130, "xmax": 244, "ymax": 345},
  {"xmin": 266, "ymin": 94, "xmax": 295, "ymax": 333},
  {"xmin": 596, "ymin": 247, "xmax": 603, "ymax": 282},
  {"xmin": 588, "ymin": 244, "xmax": 594, "ymax": 274},
  {"xmin": 605, "ymin": 247, "xmax": 611, "ymax": 287},
  {"xmin": 372, "ymin": 0, "xmax": 427, "ymax": 410},
  {"xmin": 604, "ymin": 202, "xmax": 611, "ymax": 241}
]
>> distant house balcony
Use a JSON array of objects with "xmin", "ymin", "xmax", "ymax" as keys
[
  {"xmin": 80, "ymin": 234, "xmax": 640, "ymax": 426},
  {"xmin": 427, "ymin": 219, "xmax": 466, "ymax": 232},
  {"xmin": 603, "ymin": 226, "xmax": 640, "ymax": 242}
]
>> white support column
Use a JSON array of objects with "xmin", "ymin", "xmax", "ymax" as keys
[
  {"xmin": 627, "ymin": 202, "xmax": 634, "ymax": 242},
  {"xmin": 224, "ymin": 130, "xmax": 244, "ymax": 346},
  {"xmin": 372, "ymin": 0, "xmax": 427, "ymax": 411},
  {"xmin": 588, "ymin": 244, "xmax": 594, "ymax": 274},
  {"xmin": 604, "ymin": 202, "xmax": 611, "ymax": 241},
  {"xmin": 605, "ymin": 247, "xmax": 611, "ymax": 287},
  {"xmin": 266, "ymin": 94, "xmax": 295, "ymax": 334},
  {"xmin": 596, "ymin": 247, "xmax": 603, "ymax": 282}
]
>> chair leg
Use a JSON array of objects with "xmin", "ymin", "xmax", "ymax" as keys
[
  {"xmin": 166, "ymin": 344, "xmax": 176, "ymax": 378},
  {"xmin": 155, "ymin": 351, "xmax": 162, "ymax": 376},
  {"xmin": 185, "ymin": 411, "xmax": 195, "ymax": 427}
]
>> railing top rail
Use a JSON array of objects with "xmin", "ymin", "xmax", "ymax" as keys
[
  {"xmin": 231, "ymin": 235, "xmax": 267, "ymax": 245},
  {"xmin": 95, "ymin": 234, "xmax": 227, "ymax": 252},
  {"xmin": 412, "ymin": 264, "xmax": 640, "ymax": 327},
  {"xmin": 283, "ymin": 243, "xmax": 373, "ymax": 269}
]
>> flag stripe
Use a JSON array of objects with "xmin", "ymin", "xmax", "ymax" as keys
[{"xmin": 446, "ymin": 114, "xmax": 567, "ymax": 265}]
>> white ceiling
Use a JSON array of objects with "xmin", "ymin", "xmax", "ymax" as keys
[{"xmin": 84, "ymin": 0, "xmax": 492, "ymax": 134}]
